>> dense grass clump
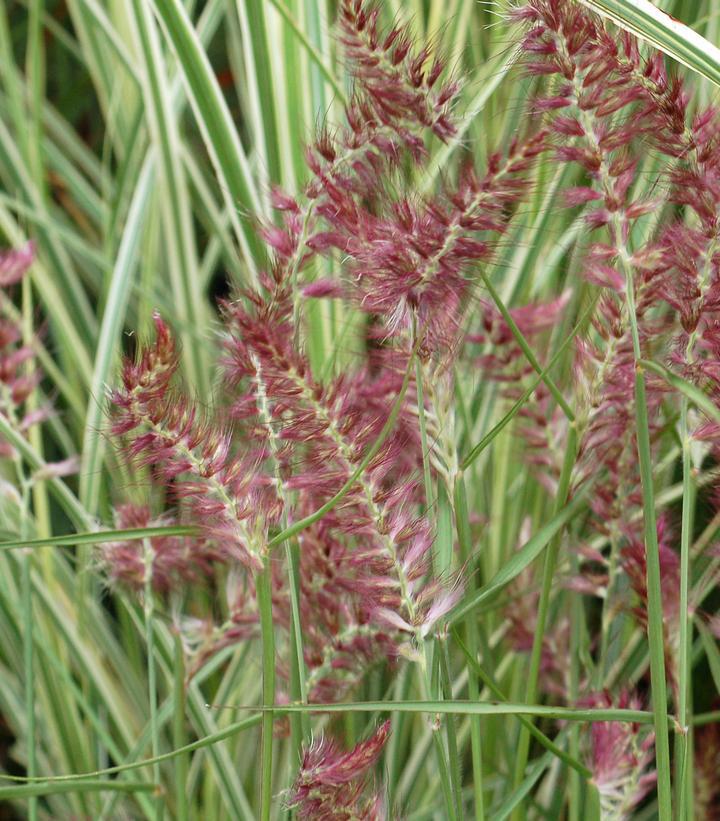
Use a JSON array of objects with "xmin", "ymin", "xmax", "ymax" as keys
[{"xmin": 1, "ymin": 0, "xmax": 720, "ymax": 818}]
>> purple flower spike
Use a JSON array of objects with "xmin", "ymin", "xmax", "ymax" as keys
[{"xmin": 288, "ymin": 721, "xmax": 390, "ymax": 820}]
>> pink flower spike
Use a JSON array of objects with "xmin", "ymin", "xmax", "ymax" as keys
[
  {"xmin": 302, "ymin": 279, "xmax": 345, "ymax": 299},
  {"xmin": 99, "ymin": 504, "xmax": 224, "ymax": 594},
  {"xmin": 420, "ymin": 582, "xmax": 463, "ymax": 637},
  {"xmin": 111, "ymin": 315, "xmax": 276, "ymax": 573},
  {"xmin": 0, "ymin": 242, "xmax": 34, "ymax": 287},
  {"xmin": 580, "ymin": 691, "xmax": 656, "ymax": 817},
  {"xmin": 563, "ymin": 187, "xmax": 602, "ymax": 207},
  {"xmin": 288, "ymin": 721, "xmax": 390, "ymax": 820},
  {"xmin": 32, "ymin": 456, "xmax": 80, "ymax": 482}
]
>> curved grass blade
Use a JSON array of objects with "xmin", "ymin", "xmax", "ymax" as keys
[
  {"xmin": 235, "ymin": 699, "xmax": 660, "ymax": 724},
  {"xmin": 580, "ymin": 0, "xmax": 720, "ymax": 87},
  {"xmin": 267, "ymin": 0, "xmax": 347, "ymax": 104},
  {"xmin": 0, "ymin": 781, "xmax": 158, "ymax": 799},
  {"xmin": 0, "ymin": 526, "xmax": 197, "ymax": 552},
  {"xmin": 151, "ymin": 0, "xmax": 265, "ymax": 268}
]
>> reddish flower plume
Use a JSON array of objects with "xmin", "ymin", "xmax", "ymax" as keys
[
  {"xmin": 694, "ymin": 718, "xmax": 720, "ymax": 819},
  {"xmin": 580, "ymin": 691, "xmax": 656, "ymax": 819},
  {"xmin": 111, "ymin": 313, "xmax": 281, "ymax": 573},
  {"xmin": 223, "ymin": 278, "xmax": 461, "ymax": 652},
  {"xmin": 100, "ymin": 504, "xmax": 222, "ymax": 594},
  {"xmin": 288, "ymin": 721, "xmax": 390, "ymax": 820},
  {"xmin": 0, "ymin": 242, "xmax": 34, "ymax": 287},
  {"xmin": 513, "ymin": 1, "xmax": 685, "ymax": 543},
  {"xmin": 259, "ymin": 0, "xmax": 465, "ymax": 317},
  {"xmin": 339, "ymin": 0, "xmax": 459, "ymax": 144},
  {"xmin": 0, "ymin": 243, "xmax": 43, "ymax": 458},
  {"xmin": 303, "ymin": 131, "xmax": 547, "ymax": 349},
  {"xmin": 289, "ymin": 517, "xmax": 401, "ymax": 702}
]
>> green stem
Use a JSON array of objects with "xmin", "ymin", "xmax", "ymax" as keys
[
  {"xmin": 511, "ymin": 424, "xmax": 577, "ymax": 816},
  {"xmin": 251, "ymin": 700, "xmax": 661, "ymax": 724},
  {"xmin": 285, "ymin": 539, "xmax": 310, "ymax": 756},
  {"xmin": 568, "ymin": 549, "xmax": 584, "ymax": 821},
  {"xmin": 454, "ymin": 474, "xmax": 485, "ymax": 819},
  {"xmin": 172, "ymin": 633, "xmax": 188, "ymax": 821},
  {"xmin": 257, "ymin": 557, "xmax": 276, "ymax": 821},
  {"xmin": 479, "ymin": 269, "xmax": 575, "ymax": 421},
  {"xmin": 675, "ymin": 395, "xmax": 694, "ymax": 817},
  {"xmin": 0, "ymin": 781, "xmax": 159, "ymax": 799},
  {"xmin": 251, "ymin": 353, "xmax": 309, "ymax": 756},
  {"xmin": 143, "ymin": 540, "xmax": 163, "ymax": 821},
  {"xmin": 21, "ymin": 222, "xmax": 50, "ymax": 572},
  {"xmin": 0, "ymin": 525, "xmax": 197, "ymax": 552},
  {"xmin": 693, "ymin": 710, "xmax": 719, "ymax": 726},
  {"xmin": 14, "ymin": 437, "xmax": 36, "ymax": 821},
  {"xmin": 438, "ymin": 639, "xmax": 464, "ymax": 820},
  {"xmin": 0, "ymin": 715, "xmax": 263, "ymax": 785},
  {"xmin": 415, "ymin": 355, "xmax": 434, "ymax": 511},
  {"xmin": 266, "ymin": 0, "xmax": 347, "ymax": 103},
  {"xmin": 21, "ymin": 536, "xmax": 37, "ymax": 821},
  {"xmin": 421, "ymin": 642, "xmax": 458, "ymax": 821},
  {"xmin": 461, "ymin": 295, "xmax": 597, "ymax": 470},
  {"xmin": 624, "ymin": 284, "xmax": 672, "ymax": 816},
  {"xmin": 412, "ymin": 322, "xmax": 459, "ymax": 821}
]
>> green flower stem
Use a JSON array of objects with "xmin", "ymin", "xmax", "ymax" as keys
[
  {"xmin": 454, "ymin": 474, "xmax": 485, "ymax": 819},
  {"xmin": 0, "ymin": 525, "xmax": 198, "ymax": 552},
  {"xmin": 11, "ymin": 411, "xmax": 37, "ymax": 821},
  {"xmin": 285, "ymin": 539, "xmax": 310, "ymax": 756},
  {"xmin": 461, "ymin": 295, "xmax": 597, "ymax": 470},
  {"xmin": 21, "ymin": 520, "xmax": 37, "ymax": 821},
  {"xmin": 143, "ymin": 539, "xmax": 163, "ymax": 821},
  {"xmin": 438, "ymin": 638, "xmax": 464, "ymax": 820},
  {"xmin": 257, "ymin": 557, "xmax": 276, "ymax": 821},
  {"xmin": 266, "ymin": 0, "xmax": 347, "ymax": 104},
  {"xmin": 242, "ymin": 700, "xmax": 663, "ymax": 724},
  {"xmin": 251, "ymin": 351, "xmax": 309, "ymax": 757},
  {"xmin": 479, "ymin": 269, "xmax": 575, "ymax": 422},
  {"xmin": 0, "ymin": 781, "xmax": 159, "ymax": 799},
  {"xmin": 675, "ymin": 395, "xmax": 694, "ymax": 818},
  {"xmin": 624, "ymin": 283, "xmax": 672, "ymax": 817},
  {"xmin": 694, "ymin": 710, "xmax": 720, "ymax": 726},
  {"xmin": 419, "ymin": 640, "xmax": 459, "ymax": 821},
  {"xmin": 415, "ymin": 354, "xmax": 434, "ymax": 511},
  {"xmin": 511, "ymin": 424, "xmax": 577, "ymax": 816},
  {"xmin": 413, "ymin": 335, "xmax": 460, "ymax": 821},
  {"xmin": 567, "ymin": 548, "xmax": 585, "ymax": 821},
  {"xmin": 0, "ymin": 715, "xmax": 263, "ymax": 786},
  {"xmin": 172, "ymin": 633, "xmax": 188, "ymax": 821}
]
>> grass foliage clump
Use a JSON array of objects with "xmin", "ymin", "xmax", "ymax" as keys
[{"xmin": 1, "ymin": 0, "xmax": 720, "ymax": 818}]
